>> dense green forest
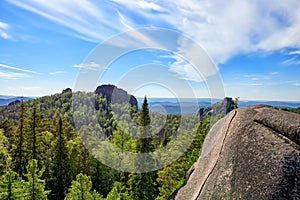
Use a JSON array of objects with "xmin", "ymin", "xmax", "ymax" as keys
[{"xmin": 0, "ymin": 88, "xmax": 222, "ymax": 200}]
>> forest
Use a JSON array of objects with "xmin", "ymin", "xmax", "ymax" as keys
[{"xmin": 2, "ymin": 87, "xmax": 298, "ymax": 200}]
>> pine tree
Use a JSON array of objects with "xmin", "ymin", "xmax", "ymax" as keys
[
  {"xmin": 65, "ymin": 173, "xmax": 102, "ymax": 200},
  {"xmin": 0, "ymin": 129, "xmax": 10, "ymax": 173},
  {"xmin": 12, "ymin": 99, "xmax": 27, "ymax": 176},
  {"xmin": 106, "ymin": 181, "xmax": 129, "ymax": 200},
  {"xmin": 127, "ymin": 97, "xmax": 159, "ymax": 200},
  {"xmin": 49, "ymin": 118, "xmax": 70, "ymax": 200},
  {"xmin": 0, "ymin": 169, "xmax": 26, "ymax": 200},
  {"xmin": 24, "ymin": 159, "xmax": 50, "ymax": 200},
  {"xmin": 25, "ymin": 100, "xmax": 53, "ymax": 170}
]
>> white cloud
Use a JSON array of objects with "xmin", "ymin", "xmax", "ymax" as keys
[
  {"xmin": 7, "ymin": 0, "xmax": 300, "ymax": 79},
  {"xmin": 240, "ymin": 83, "xmax": 263, "ymax": 86},
  {"xmin": 72, "ymin": 62, "xmax": 101, "ymax": 71},
  {"xmin": 48, "ymin": 71, "xmax": 66, "ymax": 75},
  {"xmin": 0, "ymin": 21, "xmax": 12, "ymax": 40},
  {"xmin": 112, "ymin": 0, "xmax": 300, "ymax": 63},
  {"xmin": 7, "ymin": 0, "xmax": 133, "ymax": 42},
  {"xmin": 294, "ymin": 83, "xmax": 300, "ymax": 86},
  {"xmin": 21, "ymin": 86, "xmax": 41, "ymax": 91},
  {"xmin": 0, "ymin": 71, "xmax": 29, "ymax": 79},
  {"xmin": 289, "ymin": 51, "xmax": 300, "ymax": 55},
  {"xmin": 0, "ymin": 63, "xmax": 38, "ymax": 74},
  {"xmin": 136, "ymin": 1, "xmax": 165, "ymax": 11},
  {"xmin": 281, "ymin": 58, "xmax": 300, "ymax": 66},
  {"xmin": 169, "ymin": 56, "xmax": 205, "ymax": 82},
  {"xmin": 270, "ymin": 72, "xmax": 279, "ymax": 75}
]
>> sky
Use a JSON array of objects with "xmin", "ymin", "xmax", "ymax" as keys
[{"xmin": 0, "ymin": 0, "xmax": 300, "ymax": 101}]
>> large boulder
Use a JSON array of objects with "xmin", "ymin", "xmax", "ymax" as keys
[{"xmin": 170, "ymin": 105, "xmax": 300, "ymax": 199}]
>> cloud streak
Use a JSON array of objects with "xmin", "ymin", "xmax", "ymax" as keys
[
  {"xmin": 0, "ymin": 71, "xmax": 29, "ymax": 79},
  {"xmin": 0, "ymin": 21, "xmax": 12, "ymax": 40},
  {"xmin": 0, "ymin": 63, "xmax": 38, "ymax": 74}
]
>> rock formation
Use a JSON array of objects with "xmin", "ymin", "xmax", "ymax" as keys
[
  {"xmin": 170, "ymin": 105, "xmax": 300, "ymax": 199},
  {"xmin": 198, "ymin": 97, "xmax": 234, "ymax": 118},
  {"xmin": 95, "ymin": 84, "xmax": 138, "ymax": 109}
]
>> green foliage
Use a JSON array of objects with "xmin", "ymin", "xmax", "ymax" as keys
[
  {"xmin": 0, "ymin": 169, "xmax": 26, "ymax": 199},
  {"xmin": 24, "ymin": 159, "xmax": 50, "ymax": 200},
  {"xmin": 0, "ymin": 129, "xmax": 10, "ymax": 173},
  {"xmin": 234, "ymin": 97, "xmax": 240, "ymax": 109},
  {"xmin": 127, "ymin": 97, "xmax": 159, "ymax": 200},
  {"xmin": 65, "ymin": 173, "xmax": 102, "ymax": 200},
  {"xmin": 0, "ymin": 88, "xmax": 219, "ymax": 200},
  {"xmin": 106, "ymin": 181, "xmax": 129, "ymax": 200},
  {"xmin": 48, "ymin": 118, "xmax": 71, "ymax": 200}
]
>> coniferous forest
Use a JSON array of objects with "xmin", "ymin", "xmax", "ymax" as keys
[{"xmin": 0, "ymin": 87, "xmax": 215, "ymax": 200}]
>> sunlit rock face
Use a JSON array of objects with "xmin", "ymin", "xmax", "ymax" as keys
[{"xmin": 170, "ymin": 105, "xmax": 300, "ymax": 200}]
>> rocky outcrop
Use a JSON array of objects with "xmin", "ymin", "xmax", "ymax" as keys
[
  {"xmin": 199, "ymin": 97, "xmax": 234, "ymax": 117},
  {"xmin": 62, "ymin": 88, "xmax": 72, "ymax": 93},
  {"xmin": 170, "ymin": 105, "xmax": 300, "ymax": 200},
  {"xmin": 95, "ymin": 84, "xmax": 138, "ymax": 109}
]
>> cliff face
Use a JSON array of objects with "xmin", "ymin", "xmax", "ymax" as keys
[
  {"xmin": 95, "ymin": 84, "xmax": 138, "ymax": 109},
  {"xmin": 198, "ymin": 97, "xmax": 234, "ymax": 117},
  {"xmin": 170, "ymin": 105, "xmax": 300, "ymax": 200}
]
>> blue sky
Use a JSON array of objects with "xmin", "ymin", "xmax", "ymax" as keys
[{"xmin": 0, "ymin": 0, "xmax": 300, "ymax": 101}]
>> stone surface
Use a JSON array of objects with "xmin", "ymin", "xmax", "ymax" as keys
[
  {"xmin": 95, "ymin": 84, "xmax": 138, "ymax": 109},
  {"xmin": 170, "ymin": 105, "xmax": 300, "ymax": 200},
  {"xmin": 199, "ymin": 97, "xmax": 234, "ymax": 118}
]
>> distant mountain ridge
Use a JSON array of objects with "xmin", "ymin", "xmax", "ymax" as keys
[
  {"xmin": 137, "ymin": 98, "xmax": 300, "ymax": 114},
  {"xmin": 0, "ymin": 96, "xmax": 32, "ymax": 106}
]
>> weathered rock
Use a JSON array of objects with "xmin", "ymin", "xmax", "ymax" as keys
[
  {"xmin": 170, "ymin": 105, "xmax": 300, "ymax": 200},
  {"xmin": 62, "ymin": 88, "xmax": 72, "ymax": 93},
  {"xmin": 199, "ymin": 97, "xmax": 234, "ymax": 118},
  {"xmin": 95, "ymin": 84, "xmax": 138, "ymax": 109}
]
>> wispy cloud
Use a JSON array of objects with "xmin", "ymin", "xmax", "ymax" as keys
[
  {"xmin": 243, "ymin": 72, "xmax": 279, "ymax": 82},
  {"xmin": 289, "ymin": 51, "xmax": 300, "ymax": 55},
  {"xmin": 7, "ymin": 0, "xmax": 300, "ymax": 65},
  {"xmin": 0, "ymin": 63, "xmax": 39, "ymax": 74},
  {"xmin": 0, "ymin": 21, "xmax": 12, "ymax": 40},
  {"xmin": 7, "ymin": 0, "xmax": 132, "ymax": 43},
  {"xmin": 0, "ymin": 71, "xmax": 29, "ymax": 79},
  {"xmin": 21, "ymin": 86, "xmax": 41, "ymax": 91},
  {"xmin": 48, "ymin": 71, "xmax": 66, "ymax": 75},
  {"xmin": 293, "ymin": 83, "xmax": 300, "ymax": 86},
  {"xmin": 281, "ymin": 58, "xmax": 300, "ymax": 66},
  {"xmin": 240, "ymin": 83, "xmax": 263, "ymax": 86},
  {"xmin": 72, "ymin": 62, "xmax": 101, "ymax": 71}
]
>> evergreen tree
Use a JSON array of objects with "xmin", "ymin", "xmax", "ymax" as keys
[
  {"xmin": 0, "ymin": 129, "xmax": 10, "ymax": 173},
  {"xmin": 25, "ymin": 101, "xmax": 53, "ymax": 170},
  {"xmin": 127, "ymin": 97, "xmax": 159, "ymax": 200},
  {"xmin": 24, "ymin": 159, "xmax": 50, "ymax": 200},
  {"xmin": 65, "ymin": 173, "xmax": 102, "ymax": 200},
  {"xmin": 12, "ymin": 99, "xmax": 27, "ymax": 176},
  {"xmin": 49, "ymin": 118, "xmax": 70, "ymax": 200},
  {"xmin": 0, "ymin": 169, "xmax": 26, "ymax": 200},
  {"xmin": 106, "ymin": 181, "xmax": 129, "ymax": 200}
]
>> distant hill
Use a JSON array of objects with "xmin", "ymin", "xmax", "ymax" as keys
[
  {"xmin": 138, "ymin": 98, "xmax": 300, "ymax": 114},
  {"xmin": 0, "ymin": 96, "xmax": 32, "ymax": 106}
]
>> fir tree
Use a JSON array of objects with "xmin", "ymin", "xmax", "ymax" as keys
[
  {"xmin": 0, "ymin": 169, "xmax": 26, "ymax": 200},
  {"xmin": 13, "ymin": 99, "xmax": 27, "ymax": 176},
  {"xmin": 127, "ymin": 97, "xmax": 159, "ymax": 200},
  {"xmin": 49, "ymin": 118, "xmax": 70, "ymax": 200},
  {"xmin": 24, "ymin": 159, "xmax": 50, "ymax": 200},
  {"xmin": 65, "ymin": 173, "xmax": 102, "ymax": 200}
]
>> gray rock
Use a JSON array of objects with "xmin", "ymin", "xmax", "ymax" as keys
[
  {"xmin": 170, "ymin": 105, "xmax": 300, "ymax": 200},
  {"xmin": 199, "ymin": 97, "xmax": 234, "ymax": 118}
]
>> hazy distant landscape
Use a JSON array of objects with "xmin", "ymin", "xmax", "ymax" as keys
[{"xmin": 2, "ymin": 95, "xmax": 300, "ymax": 114}]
